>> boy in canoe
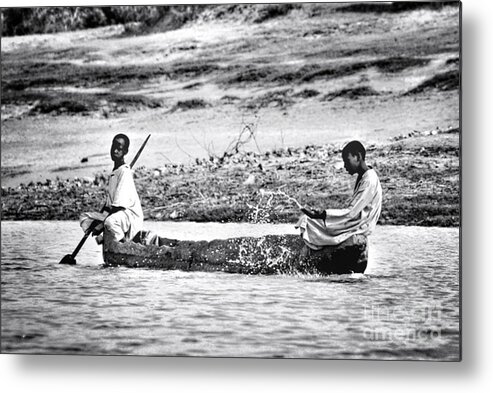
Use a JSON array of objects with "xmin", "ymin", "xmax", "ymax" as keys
[
  {"xmin": 80, "ymin": 134, "xmax": 143, "ymax": 244},
  {"xmin": 296, "ymin": 140, "xmax": 382, "ymax": 250}
]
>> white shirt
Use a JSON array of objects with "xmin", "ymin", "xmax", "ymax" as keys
[
  {"xmin": 323, "ymin": 168, "xmax": 383, "ymax": 242},
  {"xmin": 106, "ymin": 164, "xmax": 143, "ymax": 238},
  {"xmin": 297, "ymin": 168, "xmax": 382, "ymax": 247}
]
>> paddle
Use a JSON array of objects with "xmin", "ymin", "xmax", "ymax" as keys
[{"xmin": 60, "ymin": 134, "xmax": 151, "ymax": 265}]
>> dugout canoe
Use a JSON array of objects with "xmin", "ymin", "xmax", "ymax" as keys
[{"xmin": 102, "ymin": 231, "xmax": 368, "ymax": 275}]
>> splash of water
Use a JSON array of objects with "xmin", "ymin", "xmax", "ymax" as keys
[
  {"xmin": 239, "ymin": 187, "xmax": 306, "ymax": 273},
  {"xmin": 246, "ymin": 187, "xmax": 302, "ymax": 224},
  {"xmin": 260, "ymin": 188, "xmax": 303, "ymax": 209},
  {"xmin": 237, "ymin": 236, "xmax": 296, "ymax": 274},
  {"xmin": 246, "ymin": 192, "xmax": 274, "ymax": 224}
]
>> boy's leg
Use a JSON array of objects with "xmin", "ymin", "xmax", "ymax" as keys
[{"xmin": 104, "ymin": 210, "xmax": 131, "ymax": 242}]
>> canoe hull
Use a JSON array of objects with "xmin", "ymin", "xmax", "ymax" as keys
[{"xmin": 103, "ymin": 232, "xmax": 368, "ymax": 275}]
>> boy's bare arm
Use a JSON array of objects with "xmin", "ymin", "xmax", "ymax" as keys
[{"xmin": 301, "ymin": 207, "xmax": 326, "ymax": 219}]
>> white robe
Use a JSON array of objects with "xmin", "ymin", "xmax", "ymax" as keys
[
  {"xmin": 296, "ymin": 168, "xmax": 382, "ymax": 249},
  {"xmin": 80, "ymin": 164, "xmax": 143, "ymax": 242}
]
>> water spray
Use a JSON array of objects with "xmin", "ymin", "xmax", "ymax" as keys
[{"xmin": 259, "ymin": 188, "xmax": 303, "ymax": 209}]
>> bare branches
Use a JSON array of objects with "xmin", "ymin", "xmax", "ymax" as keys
[
  {"xmin": 190, "ymin": 132, "xmax": 217, "ymax": 161},
  {"xmin": 174, "ymin": 136, "xmax": 194, "ymax": 162},
  {"xmin": 158, "ymin": 152, "xmax": 173, "ymax": 164},
  {"xmin": 223, "ymin": 119, "xmax": 260, "ymax": 157},
  {"xmin": 182, "ymin": 116, "xmax": 262, "ymax": 165}
]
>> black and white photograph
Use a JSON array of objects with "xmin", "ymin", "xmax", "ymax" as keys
[{"xmin": 1, "ymin": 1, "xmax": 460, "ymax": 362}]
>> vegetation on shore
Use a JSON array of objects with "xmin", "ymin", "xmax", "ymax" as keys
[
  {"xmin": 1, "ymin": 129, "xmax": 460, "ymax": 227},
  {"xmin": 2, "ymin": 55, "xmax": 459, "ymax": 119},
  {"xmin": 2, "ymin": 3, "xmax": 459, "ymax": 120},
  {"xmin": 1, "ymin": 6, "xmax": 201, "ymax": 36},
  {"xmin": 2, "ymin": 3, "xmax": 455, "ymax": 37}
]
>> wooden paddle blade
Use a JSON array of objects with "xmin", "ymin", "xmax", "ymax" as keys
[{"xmin": 60, "ymin": 254, "xmax": 76, "ymax": 265}]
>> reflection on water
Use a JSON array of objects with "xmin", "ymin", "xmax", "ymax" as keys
[{"xmin": 1, "ymin": 221, "xmax": 459, "ymax": 360}]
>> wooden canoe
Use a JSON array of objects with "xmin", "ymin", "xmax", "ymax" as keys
[{"xmin": 102, "ymin": 231, "xmax": 368, "ymax": 275}]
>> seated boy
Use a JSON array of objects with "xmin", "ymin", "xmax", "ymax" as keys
[
  {"xmin": 80, "ymin": 133, "xmax": 143, "ymax": 243},
  {"xmin": 296, "ymin": 140, "xmax": 382, "ymax": 250}
]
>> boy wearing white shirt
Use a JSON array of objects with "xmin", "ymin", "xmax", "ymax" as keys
[
  {"xmin": 296, "ymin": 140, "xmax": 382, "ymax": 250},
  {"xmin": 81, "ymin": 134, "xmax": 143, "ymax": 243}
]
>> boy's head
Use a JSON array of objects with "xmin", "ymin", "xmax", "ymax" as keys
[
  {"xmin": 342, "ymin": 140, "xmax": 366, "ymax": 175},
  {"xmin": 111, "ymin": 134, "xmax": 130, "ymax": 163}
]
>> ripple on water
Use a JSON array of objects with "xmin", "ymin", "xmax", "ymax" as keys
[{"xmin": 1, "ymin": 222, "xmax": 460, "ymax": 359}]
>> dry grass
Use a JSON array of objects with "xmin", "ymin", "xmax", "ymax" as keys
[{"xmin": 1, "ymin": 132, "xmax": 459, "ymax": 227}]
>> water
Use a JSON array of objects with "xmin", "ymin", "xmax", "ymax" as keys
[{"xmin": 1, "ymin": 221, "xmax": 460, "ymax": 360}]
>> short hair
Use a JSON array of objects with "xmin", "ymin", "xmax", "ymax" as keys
[
  {"xmin": 113, "ymin": 133, "xmax": 130, "ymax": 152},
  {"xmin": 342, "ymin": 140, "xmax": 366, "ymax": 160}
]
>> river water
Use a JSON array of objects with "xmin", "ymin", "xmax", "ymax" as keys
[{"xmin": 1, "ymin": 221, "xmax": 460, "ymax": 360}]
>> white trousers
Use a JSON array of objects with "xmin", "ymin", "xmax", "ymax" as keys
[{"xmin": 104, "ymin": 210, "xmax": 131, "ymax": 242}]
